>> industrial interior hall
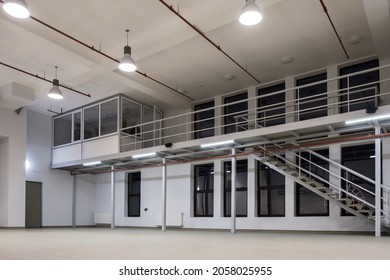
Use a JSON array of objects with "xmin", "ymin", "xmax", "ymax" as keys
[{"xmin": 1, "ymin": 0, "xmax": 390, "ymax": 259}]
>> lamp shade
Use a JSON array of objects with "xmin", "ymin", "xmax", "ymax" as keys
[
  {"xmin": 48, "ymin": 79, "xmax": 63, "ymax": 99},
  {"xmin": 239, "ymin": 0, "xmax": 262, "ymax": 26},
  {"xmin": 119, "ymin": 46, "xmax": 137, "ymax": 72},
  {"xmin": 3, "ymin": 0, "xmax": 30, "ymax": 18}
]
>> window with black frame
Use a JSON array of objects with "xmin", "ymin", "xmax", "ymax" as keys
[
  {"xmin": 341, "ymin": 144, "xmax": 376, "ymax": 216},
  {"xmin": 296, "ymin": 73, "xmax": 328, "ymax": 121},
  {"xmin": 194, "ymin": 163, "xmax": 214, "ymax": 217},
  {"xmin": 258, "ymin": 83, "xmax": 285, "ymax": 127},
  {"xmin": 257, "ymin": 162, "xmax": 285, "ymax": 217},
  {"xmin": 223, "ymin": 92, "xmax": 248, "ymax": 134},
  {"xmin": 339, "ymin": 59, "xmax": 379, "ymax": 113},
  {"xmin": 128, "ymin": 172, "xmax": 141, "ymax": 217},
  {"xmin": 194, "ymin": 101, "xmax": 215, "ymax": 139},
  {"xmin": 295, "ymin": 149, "xmax": 329, "ymax": 216},
  {"xmin": 224, "ymin": 159, "xmax": 248, "ymax": 217}
]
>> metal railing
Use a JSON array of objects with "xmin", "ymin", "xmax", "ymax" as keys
[
  {"xmin": 256, "ymin": 143, "xmax": 390, "ymax": 220},
  {"xmin": 119, "ymin": 64, "xmax": 390, "ymax": 151}
]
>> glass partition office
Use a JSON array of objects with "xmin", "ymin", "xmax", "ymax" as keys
[{"xmin": 52, "ymin": 95, "xmax": 162, "ymax": 150}]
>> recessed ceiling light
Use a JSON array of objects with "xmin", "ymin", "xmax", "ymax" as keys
[
  {"xmin": 224, "ymin": 74, "xmax": 235, "ymax": 81},
  {"xmin": 281, "ymin": 56, "xmax": 294, "ymax": 64}
]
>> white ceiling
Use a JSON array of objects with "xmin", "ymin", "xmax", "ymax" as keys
[{"xmin": 0, "ymin": 0, "xmax": 390, "ymax": 114}]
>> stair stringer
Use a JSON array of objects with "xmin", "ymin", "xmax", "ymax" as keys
[{"xmin": 251, "ymin": 154, "xmax": 369, "ymax": 220}]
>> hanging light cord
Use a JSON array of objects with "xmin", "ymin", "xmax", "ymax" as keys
[
  {"xmin": 0, "ymin": 61, "xmax": 91, "ymax": 97},
  {"xmin": 158, "ymin": 0, "xmax": 261, "ymax": 84},
  {"xmin": 126, "ymin": 29, "xmax": 129, "ymax": 46}
]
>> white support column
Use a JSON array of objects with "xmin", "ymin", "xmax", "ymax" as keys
[
  {"xmin": 162, "ymin": 158, "xmax": 167, "ymax": 232},
  {"xmin": 111, "ymin": 166, "xmax": 115, "ymax": 229},
  {"xmin": 231, "ymin": 147, "xmax": 237, "ymax": 234},
  {"xmin": 72, "ymin": 175, "xmax": 76, "ymax": 228},
  {"xmin": 375, "ymin": 126, "xmax": 382, "ymax": 237}
]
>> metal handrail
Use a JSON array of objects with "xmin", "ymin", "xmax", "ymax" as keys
[{"xmin": 258, "ymin": 144, "xmax": 382, "ymax": 213}]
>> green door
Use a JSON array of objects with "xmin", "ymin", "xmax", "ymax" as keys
[{"xmin": 25, "ymin": 181, "xmax": 42, "ymax": 228}]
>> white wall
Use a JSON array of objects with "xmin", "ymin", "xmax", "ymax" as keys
[
  {"xmin": 0, "ymin": 107, "xmax": 27, "ymax": 227},
  {"xmin": 26, "ymin": 110, "xmax": 96, "ymax": 227},
  {"xmin": 90, "ymin": 148, "xmax": 380, "ymax": 232}
]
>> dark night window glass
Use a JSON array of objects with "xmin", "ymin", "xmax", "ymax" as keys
[
  {"xmin": 194, "ymin": 163, "xmax": 214, "ymax": 217},
  {"xmin": 194, "ymin": 101, "xmax": 215, "ymax": 139},
  {"xmin": 295, "ymin": 149, "xmax": 329, "ymax": 216},
  {"xmin": 258, "ymin": 83, "xmax": 285, "ymax": 127},
  {"xmin": 128, "ymin": 172, "xmax": 141, "ymax": 217},
  {"xmin": 339, "ymin": 59, "xmax": 379, "ymax": 113},
  {"xmin": 224, "ymin": 93, "xmax": 248, "ymax": 134},
  {"xmin": 296, "ymin": 73, "xmax": 327, "ymax": 121},
  {"xmin": 257, "ymin": 162, "xmax": 285, "ymax": 217},
  {"xmin": 341, "ymin": 144, "xmax": 376, "ymax": 216},
  {"xmin": 224, "ymin": 159, "xmax": 247, "ymax": 217}
]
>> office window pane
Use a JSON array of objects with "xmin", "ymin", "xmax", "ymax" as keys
[
  {"xmin": 73, "ymin": 112, "xmax": 81, "ymax": 142},
  {"xmin": 194, "ymin": 163, "xmax": 214, "ymax": 217},
  {"xmin": 101, "ymin": 99, "xmax": 118, "ymax": 136},
  {"xmin": 224, "ymin": 160, "xmax": 247, "ymax": 217},
  {"xmin": 194, "ymin": 101, "xmax": 215, "ymax": 139},
  {"xmin": 53, "ymin": 114, "xmax": 72, "ymax": 146},
  {"xmin": 297, "ymin": 73, "xmax": 327, "ymax": 121},
  {"xmin": 142, "ymin": 106, "xmax": 154, "ymax": 148},
  {"xmin": 224, "ymin": 93, "xmax": 248, "ymax": 134},
  {"xmin": 122, "ymin": 99, "xmax": 141, "ymax": 136},
  {"xmin": 258, "ymin": 83, "xmax": 285, "ymax": 127},
  {"xmin": 84, "ymin": 105, "xmax": 99, "ymax": 140}
]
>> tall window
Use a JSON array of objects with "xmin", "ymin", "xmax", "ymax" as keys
[
  {"xmin": 341, "ymin": 144, "xmax": 376, "ymax": 216},
  {"xmin": 224, "ymin": 159, "xmax": 248, "ymax": 217},
  {"xmin": 257, "ymin": 162, "xmax": 285, "ymax": 217},
  {"xmin": 339, "ymin": 59, "xmax": 379, "ymax": 113},
  {"xmin": 295, "ymin": 149, "xmax": 329, "ymax": 216},
  {"xmin": 128, "ymin": 172, "xmax": 141, "ymax": 217},
  {"xmin": 224, "ymin": 92, "xmax": 248, "ymax": 134},
  {"xmin": 194, "ymin": 163, "xmax": 214, "ymax": 217},
  {"xmin": 296, "ymin": 73, "xmax": 327, "ymax": 121},
  {"xmin": 258, "ymin": 83, "xmax": 285, "ymax": 127},
  {"xmin": 194, "ymin": 101, "xmax": 215, "ymax": 139}
]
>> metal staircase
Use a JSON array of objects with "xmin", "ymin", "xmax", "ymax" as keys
[{"xmin": 252, "ymin": 145, "xmax": 390, "ymax": 227}]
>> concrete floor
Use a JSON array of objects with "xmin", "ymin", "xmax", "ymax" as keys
[{"xmin": 0, "ymin": 227, "xmax": 389, "ymax": 260}]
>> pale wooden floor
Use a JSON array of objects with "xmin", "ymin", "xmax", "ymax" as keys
[{"xmin": 0, "ymin": 227, "xmax": 389, "ymax": 260}]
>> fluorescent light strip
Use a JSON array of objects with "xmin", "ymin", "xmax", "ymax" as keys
[
  {"xmin": 345, "ymin": 114, "xmax": 390, "ymax": 125},
  {"xmin": 370, "ymin": 155, "xmax": 376, "ymax": 158},
  {"xmin": 201, "ymin": 140, "xmax": 234, "ymax": 148},
  {"xmin": 83, "ymin": 161, "xmax": 102, "ymax": 166},
  {"xmin": 132, "ymin": 152, "xmax": 157, "ymax": 159}
]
